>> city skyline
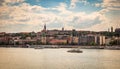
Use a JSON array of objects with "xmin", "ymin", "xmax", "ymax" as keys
[{"xmin": 0, "ymin": 0, "xmax": 120, "ymax": 33}]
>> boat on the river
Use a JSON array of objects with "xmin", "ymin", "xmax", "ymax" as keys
[
  {"xmin": 34, "ymin": 46, "xmax": 44, "ymax": 49},
  {"xmin": 67, "ymin": 48, "xmax": 83, "ymax": 53}
]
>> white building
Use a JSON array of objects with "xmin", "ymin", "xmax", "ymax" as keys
[{"xmin": 79, "ymin": 34, "xmax": 106, "ymax": 45}]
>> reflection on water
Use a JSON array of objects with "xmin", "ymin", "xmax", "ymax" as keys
[{"xmin": 0, "ymin": 48, "xmax": 120, "ymax": 69}]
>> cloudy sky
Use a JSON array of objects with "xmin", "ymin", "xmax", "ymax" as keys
[{"xmin": 0, "ymin": 0, "xmax": 120, "ymax": 33}]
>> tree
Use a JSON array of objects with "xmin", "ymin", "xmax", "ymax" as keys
[
  {"xmin": 109, "ymin": 39, "xmax": 120, "ymax": 45},
  {"xmin": 90, "ymin": 42, "xmax": 97, "ymax": 46}
]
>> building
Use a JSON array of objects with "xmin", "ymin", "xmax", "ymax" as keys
[
  {"xmin": 78, "ymin": 34, "xmax": 105, "ymax": 45},
  {"xmin": 96, "ymin": 35, "xmax": 105, "ymax": 45},
  {"xmin": 105, "ymin": 37, "xmax": 112, "ymax": 45},
  {"xmin": 115, "ymin": 28, "xmax": 120, "ymax": 33},
  {"xmin": 0, "ymin": 32, "xmax": 12, "ymax": 45},
  {"xmin": 49, "ymin": 39, "xmax": 67, "ymax": 45},
  {"xmin": 41, "ymin": 24, "xmax": 47, "ymax": 44},
  {"xmin": 0, "ymin": 32, "xmax": 6, "ymax": 36},
  {"xmin": 79, "ymin": 35, "xmax": 88, "ymax": 45}
]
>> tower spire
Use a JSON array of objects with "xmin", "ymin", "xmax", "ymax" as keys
[{"xmin": 44, "ymin": 23, "xmax": 46, "ymax": 31}]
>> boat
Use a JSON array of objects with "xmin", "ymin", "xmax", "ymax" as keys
[
  {"xmin": 26, "ymin": 44, "xmax": 30, "ymax": 48},
  {"xmin": 34, "ymin": 46, "xmax": 44, "ymax": 49},
  {"xmin": 67, "ymin": 48, "xmax": 83, "ymax": 53},
  {"xmin": 44, "ymin": 45, "xmax": 59, "ymax": 48}
]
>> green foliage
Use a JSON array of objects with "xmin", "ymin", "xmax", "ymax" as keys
[
  {"xmin": 72, "ymin": 29, "xmax": 78, "ymax": 36},
  {"xmin": 101, "ymin": 32, "xmax": 119, "ymax": 37},
  {"xmin": 109, "ymin": 40, "xmax": 120, "ymax": 45},
  {"xmin": 0, "ymin": 42, "xmax": 5, "ymax": 45},
  {"xmin": 90, "ymin": 42, "xmax": 94, "ymax": 45},
  {"xmin": 15, "ymin": 42, "xmax": 20, "ymax": 45}
]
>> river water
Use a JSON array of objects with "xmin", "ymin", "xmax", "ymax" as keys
[{"xmin": 0, "ymin": 48, "xmax": 120, "ymax": 69}]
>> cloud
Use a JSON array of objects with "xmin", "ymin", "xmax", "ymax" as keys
[
  {"xmin": 4, "ymin": 0, "xmax": 25, "ymax": 3},
  {"xmin": 0, "ymin": 0, "xmax": 119, "ymax": 32},
  {"xmin": 85, "ymin": 19, "xmax": 120, "ymax": 31},
  {"xmin": 95, "ymin": 3, "xmax": 101, "ymax": 7},
  {"xmin": 0, "ymin": 0, "xmax": 25, "ymax": 6},
  {"xmin": 84, "ymin": 12, "xmax": 120, "ymax": 31},
  {"xmin": 65, "ymin": 12, "xmax": 106, "ymax": 30},
  {"xmin": 103, "ymin": 0, "xmax": 120, "ymax": 10},
  {"xmin": 95, "ymin": 0, "xmax": 120, "ymax": 11},
  {"xmin": 70, "ymin": 0, "xmax": 88, "ymax": 8},
  {"xmin": 0, "ymin": 0, "xmax": 4, "ymax": 6},
  {"xmin": 53, "ymin": 3, "xmax": 73, "ymax": 15},
  {"xmin": 0, "ymin": 2, "xmax": 62, "ymax": 32}
]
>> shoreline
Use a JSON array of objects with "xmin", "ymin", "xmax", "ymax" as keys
[{"xmin": 0, "ymin": 45, "xmax": 120, "ymax": 50}]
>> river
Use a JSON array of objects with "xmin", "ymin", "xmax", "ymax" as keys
[{"xmin": 0, "ymin": 48, "xmax": 120, "ymax": 69}]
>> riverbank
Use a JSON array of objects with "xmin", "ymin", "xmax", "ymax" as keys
[{"xmin": 0, "ymin": 45, "xmax": 120, "ymax": 50}]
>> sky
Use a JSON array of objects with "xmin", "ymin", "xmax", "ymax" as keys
[{"xmin": 0, "ymin": 0, "xmax": 120, "ymax": 33}]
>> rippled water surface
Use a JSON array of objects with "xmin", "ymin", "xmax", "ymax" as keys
[{"xmin": 0, "ymin": 48, "xmax": 120, "ymax": 69}]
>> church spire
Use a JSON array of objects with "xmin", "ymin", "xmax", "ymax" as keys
[{"xmin": 44, "ymin": 23, "xmax": 46, "ymax": 31}]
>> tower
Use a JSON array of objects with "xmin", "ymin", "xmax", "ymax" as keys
[
  {"xmin": 111, "ymin": 26, "xmax": 113, "ymax": 32},
  {"xmin": 62, "ymin": 27, "xmax": 64, "ymax": 31},
  {"xmin": 44, "ymin": 24, "xmax": 46, "ymax": 31},
  {"xmin": 41, "ymin": 23, "xmax": 47, "ymax": 44}
]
